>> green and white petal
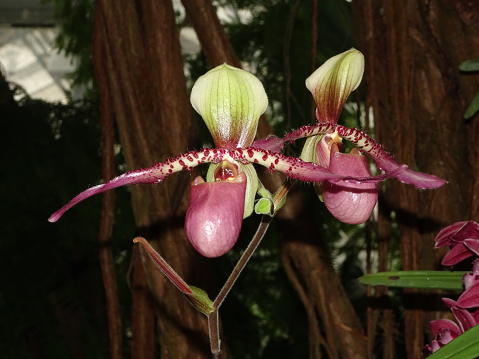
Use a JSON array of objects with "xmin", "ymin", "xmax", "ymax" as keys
[
  {"xmin": 191, "ymin": 64, "xmax": 268, "ymax": 149},
  {"xmin": 306, "ymin": 49, "xmax": 364, "ymax": 123}
]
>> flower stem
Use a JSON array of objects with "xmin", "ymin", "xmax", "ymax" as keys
[
  {"xmin": 213, "ymin": 215, "xmax": 273, "ymax": 309},
  {"xmin": 213, "ymin": 180, "xmax": 294, "ymax": 309},
  {"xmin": 208, "ymin": 311, "xmax": 221, "ymax": 358}
]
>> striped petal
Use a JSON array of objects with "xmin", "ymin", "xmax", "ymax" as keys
[
  {"xmin": 306, "ymin": 49, "xmax": 364, "ymax": 123},
  {"xmin": 190, "ymin": 64, "xmax": 268, "ymax": 149}
]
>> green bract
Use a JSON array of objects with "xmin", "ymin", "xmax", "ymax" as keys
[
  {"xmin": 306, "ymin": 48, "xmax": 364, "ymax": 123},
  {"xmin": 190, "ymin": 64, "xmax": 268, "ymax": 149}
]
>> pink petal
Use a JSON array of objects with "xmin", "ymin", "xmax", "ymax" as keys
[
  {"xmin": 451, "ymin": 221, "xmax": 479, "ymax": 241},
  {"xmin": 49, "ymin": 146, "xmax": 406, "ymax": 223},
  {"xmin": 451, "ymin": 306, "xmax": 477, "ymax": 331},
  {"xmin": 321, "ymin": 147, "xmax": 378, "ymax": 224},
  {"xmin": 464, "ymin": 239, "xmax": 479, "ymax": 257},
  {"xmin": 48, "ymin": 148, "xmax": 229, "ymax": 222},
  {"xmin": 441, "ymin": 244, "xmax": 473, "ymax": 266},
  {"xmin": 457, "ymin": 282, "xmax": 479, "ymax": 309},
  {"xmin": 238, "ymin": 147, "xmax": 404, "ymax": 184},
  {"xmin": 283, "ymin": 124, "xmax": 447, "ymax": 189},
  {"xmin": 435, "ymin": 221, "xmax": 470, "ymax": 248},
  {"xmin": 252, "ymin": 135, "xmax": 284, "ymax": 152},
  {"xmin": 185, "ymin": 175, "xmax": 246, "ymax": 257},
  {"xmin": 430, "ymin": 318, "xmax": 461, "ymax": 337}
]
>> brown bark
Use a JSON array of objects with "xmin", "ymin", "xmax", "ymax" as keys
[
  {"xmin": 92, "ymin": 1, "xmax": 213, "ymax": 358},
  {"xmin": 92, "ymin": 10, "xmax": 123, "ymax": 358},
  {"xmin": 353, "ymin": 1, "xmax": 479, "ymax": 357}
]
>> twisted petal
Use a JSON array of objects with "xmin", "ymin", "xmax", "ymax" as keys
[
  {"xmin": 306, "ymin": 48, "xmax": 364, "ymax": 123},
  {"xmin": 49, "ymin": 147, "xmax": 400, "ymax": 222},
  {"xmin": 185, "ymin": 175, "xmax": 246, "ymax": 258},
  {"xmin": 284, "ymin": 123, "xmax": 447, "ymax": 189},
  {"xmin": 190, "ymin": 64, "xmax": 268, "ymax": 149}
]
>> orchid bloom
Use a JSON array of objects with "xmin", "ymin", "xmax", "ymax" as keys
[
  {"xmin": 423, "ymin": 221, "xmax": 479, "ymax": 356},
  {"xmin": 49, "ymin": 64, "xmax": 392, "ymax": 258},
  {"xmin": 423, "ymin": 298, "xmax": 479, "ymax": 356},
  {"xmin": 286, "ymin": 49, "xmax": 446, "ymax": 224},
  {"xmin": 434, "ymin": 220, "xmax": 479, "ymax": 266}
]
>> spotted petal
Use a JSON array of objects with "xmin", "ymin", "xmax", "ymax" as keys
[
  {"xmin": 49, "ymin": 147, "xmax": 401, "ymax": 222},
  {"xmin": 284, "ymin": 123, "xmax": 447, "ymax": 189}
]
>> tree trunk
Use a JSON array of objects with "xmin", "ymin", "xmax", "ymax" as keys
[
  {"xmin": 92, "ymin": 1, "xmax": 214, "ymax": 358},
  {"xmin": 353, "ymin": 1, "xmax": 479, "ymax": 357}
]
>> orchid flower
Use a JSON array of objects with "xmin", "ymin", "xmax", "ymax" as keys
[
  {"xmin": 423, "ymin": 298, "xmax": 479, "ymax": 356},
  {"xmin": 49, "ymin": 64, "xmax": 392, "ymax": 258},
  {"xmin": 434, "ymin": 220, "xmax": 479, "ymax": 266},
  {"xmin": 424, "ymin": 222, "xmax": 479, "ymax": 356},
  {"xmin": 285, "ymin": 49, "xmax": 446, "ymax": 224}
]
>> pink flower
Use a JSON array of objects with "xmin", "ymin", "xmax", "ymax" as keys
[
  {"xmin": 423, "ymin": 298, "xmax": 479, "ymax": 356},
  {"xmin": 48, "ymin": 60, "xmax": 446, "ymax": 257},
  {"xmin": 49, "ymin": 64, "xmax": 393, "ymax": 257},
  {"xmin": 434, "ymin": 221, "xmax": 479, "ymax": 266},
  {"xmin": 185, "ymin": 164, "xmax": 247, "ymax": 257},
  {"xmin": 316, "ymin": 136, "xmax": 377, "ymax": 224},
  {"xmin": 291, "ymin": 49, "xmax": 445, "ymax": 224}
]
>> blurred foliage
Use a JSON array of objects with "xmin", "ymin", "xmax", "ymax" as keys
[
  {"xmin": 1, "ymin": 82, "xmax": 134, "ymax": 358},
  {"xmin": 0, "ymin": 0, "xmax": 400, "ymax": 358}
]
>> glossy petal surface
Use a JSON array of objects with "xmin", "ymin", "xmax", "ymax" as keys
[
  {"xmin": 322, "ymin": 146, "xmax": 378, "ymax": 224},
  {"xmin": 185, "ymin": 176, "xmax": 246, "ymax": 257}
]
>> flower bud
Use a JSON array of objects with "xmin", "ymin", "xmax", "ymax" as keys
[{"xmin": 185, "ymin": 166, "xmax": 247, "ymax": 257}]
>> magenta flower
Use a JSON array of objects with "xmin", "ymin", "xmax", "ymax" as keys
[
  {"xmin": 289, "ymin": 49, "xmax": 445, "ymax": 224},
  {"xmin": 423, "ymin": 298, "xmax": 479, "ymax": 356},
  {"xmin": 185, "ymin": 165, "xmax": 247, "ymax": 258},
  {"xmin": 434, "ymin": 221, "xmax": 479, "ymax": 266},
  {"xmin": 316, "ymin": 134, "xmax": 378, "ymax": 224},
  {"xmin": 49, "ymin": 64, "xmax": 392, "ymax": 257}
]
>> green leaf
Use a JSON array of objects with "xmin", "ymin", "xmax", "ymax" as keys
[
  {"xmin": 427, "ymin": 324, "xmax": 479, "ymax": 359},
  {"xmin": 464, "ymin": 92, "xmax": 479, "ymax": 119},
  {"xmin": 459, "ymin": 59, "xmax": 479, "ymax": 72},
  {"xmin": 358, "ymin": 271, "xmax": 467, "ymax": 290}
]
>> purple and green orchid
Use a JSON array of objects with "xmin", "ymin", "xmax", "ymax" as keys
[
  {"xmin": 284, "ymin": 49, "xmax": 445, "ymax": 224},
  {"xmin": 49, "ymin": 51, "xmax": 446, "ymax": 258}
]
